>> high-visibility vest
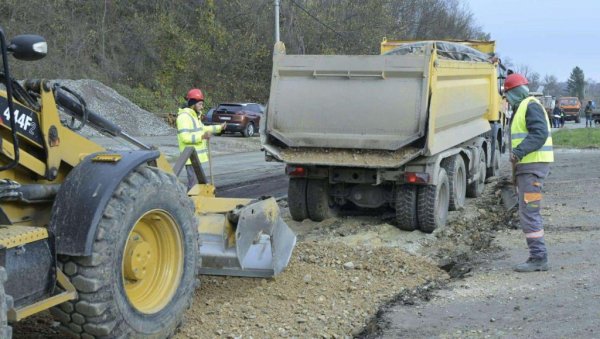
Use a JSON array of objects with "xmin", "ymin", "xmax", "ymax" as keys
[
  {"xmin": 176, "ymin": 107, "xmax": 222, "ymax": 164},
  {"xmin": 511, "ymin": 97, "xmax": 554, "ymax": 163}
]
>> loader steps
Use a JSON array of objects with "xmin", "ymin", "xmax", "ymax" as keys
[{"xmin": 0, "ymin": 226, "xmax": 48, "ymax": 248}]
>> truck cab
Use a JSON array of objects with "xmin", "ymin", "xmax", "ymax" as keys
[{"xmin": 558, "ymin": 96, "xmax": 582, "ymax": 123}]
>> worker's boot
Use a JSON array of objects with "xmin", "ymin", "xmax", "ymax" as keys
[{"xmin": 513, "ymin": 256, "xmax": 548, "ymax": 272}]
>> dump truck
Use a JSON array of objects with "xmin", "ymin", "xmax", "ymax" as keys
[
  {"xmin": 0, "ymin": 30, "xmax": 296, "ymax": 338},
  {"xmin": 261, "ymin": 39, "xmax": 506, "ymax": 233},
  {"xmin": 558, "ymin": 96, "xmax": 581, "ymax": 123}
]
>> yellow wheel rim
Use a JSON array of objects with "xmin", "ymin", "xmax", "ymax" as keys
[{"xmin": 122, "ymin": 209, "xmax": 184, "ymax": 314}]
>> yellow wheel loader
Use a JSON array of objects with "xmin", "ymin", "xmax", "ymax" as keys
[{"xmin": 0, "ymin": 30, "xmax": 296, "ymax": 338}]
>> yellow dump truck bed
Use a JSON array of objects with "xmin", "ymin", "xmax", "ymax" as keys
[{"xmin": 264, "ymin": 40, "xmax": 503, "ymax": 167}]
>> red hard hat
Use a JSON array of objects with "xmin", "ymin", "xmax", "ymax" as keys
[
  {"xmin": 186, "ymin": 88, "xmax": 204, "ymax": 101},
  {"xmin": 504, "ymin": 73, "xmax": 528, "ymax": 92}
]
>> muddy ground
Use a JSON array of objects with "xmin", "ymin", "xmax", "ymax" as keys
[{"xmin": 15, "ymin": 138, "xmax": 594, "ymax": 338}]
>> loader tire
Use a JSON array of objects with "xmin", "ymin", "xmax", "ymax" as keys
[
  {"xmin": 51, "ymin": 165, "xmax": 198, "ymax": 338},
  {"xmin": 288, "ymin": 178, "xmax": 309, "ymax": 221},
  {"xmin": 394, "ymin": 184, "xmax": 418, "ymax": 231},
  {"xmin": 306, "ymin": 179, "xmax": 335, "ymax": 222},
  {"xmin": 0, "ymin": 267, "xmax": 13, "ymax": 339},
  {"xmin": 417, "ymin": 168, "xmax": 449, "ymax": 233},
  {"xmin": 466, "ymin": 148, "xmax": 486, "ymax": 198},
  {"xmin": 441, "ymin": 155, "xmax": 466, "ymax": 211}
]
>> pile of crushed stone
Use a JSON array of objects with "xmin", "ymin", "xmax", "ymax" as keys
[
  {"xmin": 174, "ymin": 177, "xmax": 509, "ymax": 338},
  {"xmin": 52, "ymin": 79, "xmax": 174, "ymax": 137},
  {"xmin": 176, "ymin": 242, "xmax": 444, "ymax": 338}
]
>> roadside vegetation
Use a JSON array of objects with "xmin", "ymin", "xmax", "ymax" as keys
[
  {"xmin": 552, "ymin": 128, "xmax": 600, "ymax": 148},
  {"xmin": 1, "ymin": 0, "xmax": 486, "ymax": 113}
]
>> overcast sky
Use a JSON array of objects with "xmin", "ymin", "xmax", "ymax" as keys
[{"xmin": 464, "ymin": 0, "xmax": 599, "ymax": 82}]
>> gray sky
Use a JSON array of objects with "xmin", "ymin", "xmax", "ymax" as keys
[{"xmin": 464, "ymin": 0, "xmax": 599, "ymax": 82}]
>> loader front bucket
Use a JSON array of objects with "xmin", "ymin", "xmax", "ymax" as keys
[{"xmin": 195, "ymin": 197, "xmax": 296, "ymax": 278}]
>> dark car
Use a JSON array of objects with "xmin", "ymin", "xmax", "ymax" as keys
[
  {"xmin": 201, "ymin": 108, "xmax": 215, "ymax": 125},
  {"xmin": 211, "ymin": 103, "xmax": 264, "ymax": 137}
]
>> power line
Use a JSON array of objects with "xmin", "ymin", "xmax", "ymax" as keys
[{"xmin": 288, "ymin": 0, "xmax": 345, "ymax": 40}]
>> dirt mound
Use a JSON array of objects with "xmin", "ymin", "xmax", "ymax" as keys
[{"xmin": 53, "ymin": 79, "xmax": 174, "ymax": 137}]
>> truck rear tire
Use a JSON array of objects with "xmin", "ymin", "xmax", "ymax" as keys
[
  {"xmin": 51, "ymin": 166, "xmax": 198, "ymax": 338},
  {"xmin": 486, "ymin": 144, "xmax": 500, "ymax": 179},
  {"xmin": 417, "ymin": 168, "xmax": 450, "ymax": 233},
  {"xmin": 0, "ymin": 267, "xmax": 12, "ymax": 339},
  {"xmin": 466, "ymin": 149, "xmax": 486, "ymax": 198},
  {"xmin": 288, "ymin": 178, "xmax": 309, "ymax": 221},
  {"xmin": 394, "ymin": 185, "xmax": 418, "ymax": 231},
  {"xmin": 306, "ymin": 179, "xmax": 335, "ymax": 221},
  {"xmin": 442, "ymin": 155, "xmax": 466, "ymax": 211}
]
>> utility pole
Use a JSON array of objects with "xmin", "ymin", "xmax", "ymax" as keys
[{"xmin": 274, "ymin": 0, "xmax": 281, "ymax": 42}]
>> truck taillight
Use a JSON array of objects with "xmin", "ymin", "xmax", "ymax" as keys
[
  {"xmin": 286, "ymin": 165, "xmax": 306, "ymax": 177},
  {"xmin": 404, "ymin": 172, "xmax": 429, "ymax": 184}
]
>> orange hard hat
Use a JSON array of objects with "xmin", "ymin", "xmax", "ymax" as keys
[
  {"xmin": 186, "ymin": 88, "xmax": 204, "ymax": 101},
  {"xmin": 504, "ymin": 73, "xmax": 528, "ymax": 92}
]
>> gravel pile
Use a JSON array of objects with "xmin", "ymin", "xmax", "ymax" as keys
[
  {"xmin": 176, "ymin": 242, "xmax": 444, "ymax": 338},
  {"xmin": 53, "ymin": 79, "xmax": 174, "ymax": 137}
]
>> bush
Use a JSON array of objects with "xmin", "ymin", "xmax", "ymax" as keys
[{"xmin": 112, "ymin": 83, "xmax": 177, "ymax": 115}]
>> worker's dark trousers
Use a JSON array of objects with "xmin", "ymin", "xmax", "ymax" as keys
[{"xmin": 516, "ymin": 163, "xmax": 551, "ymax": 259}]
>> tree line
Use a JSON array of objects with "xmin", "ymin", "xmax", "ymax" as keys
[
  {"xmin": 507, "ymin": 61, "xmax": 594, "ymax": 104},
  {"xmin": 1, "ymin": 0, "xmax": 487, "ymax": 114}
]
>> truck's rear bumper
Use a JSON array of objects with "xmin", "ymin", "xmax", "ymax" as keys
[{"xmin": 262, "ymin": 144, "xmax": 423, "ymax": 168}]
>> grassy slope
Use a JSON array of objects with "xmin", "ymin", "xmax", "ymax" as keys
[{"xmin": 553, "ymin": 128, "xmax": 600, "ymax": 148}]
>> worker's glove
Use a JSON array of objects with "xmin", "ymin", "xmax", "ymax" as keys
[
  {"xmin": 201, "ymin": 132, "xmax": 211, "ymax": 140},
  {"xmin": 509, "ymin": 152, "xmax": 520, "ymax": 165}
]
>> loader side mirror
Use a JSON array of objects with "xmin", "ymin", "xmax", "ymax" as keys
[{"xmin": 8, "ymin": 34, "xmax": 47, "ymax": 61}]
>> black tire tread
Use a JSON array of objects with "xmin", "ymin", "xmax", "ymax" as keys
[
  {"xmin": 51, "ymin": 166, "xmax": 198, "ymax": 338},
  {"xmin": 306, "ymin": 179, "xmax": 334, "ymax": 222},
  {"xmin": 288, "ymin": 178, "xmax": 309, "ymax": 221},
  {"xmin": 418, "ymin": 169, "xmax": 449, "ymax": 233},
  {"xmin": 486, "ymin": 143, "xmax": 500, "ymax": 179},
  {"xmin": 394, "ymin": 185, "xmax": 418, "ymax": 231},
  {"xmin": 466, "ymin": 149, "xmax": 486, "ymax": 198},
  {"xmin": 441, "ymin": 155, "xmax": 466, "ymax": 211}
]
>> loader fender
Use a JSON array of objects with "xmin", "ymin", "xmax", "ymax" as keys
[{"xmin": 51, "ymin": 150, "xmax": 160, "ymax": 256}]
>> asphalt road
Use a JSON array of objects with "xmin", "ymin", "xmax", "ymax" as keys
[
  {"xmin": 207, "ymin": 152, "xmax": 288, "ymax": 199},
  {"xmin": 89, "ymin": 136, "xmax": 289, "ymax": 199}
]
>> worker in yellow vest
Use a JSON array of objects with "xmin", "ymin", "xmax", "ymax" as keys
[
  {"xmin": 176, "ymin": 88, "xmax": 225, "ymax": 190},
  {"xmin": 505, "ymin": 73, "xmax": 554, "ymax": 272}
]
